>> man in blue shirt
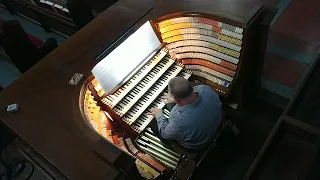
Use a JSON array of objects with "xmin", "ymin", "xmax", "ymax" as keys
[{"xmin": 148, "ymin": 77, "xmax": 222, "ymax": 151}]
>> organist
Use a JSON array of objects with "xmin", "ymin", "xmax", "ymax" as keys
[{"xmin": 148, "ymin": 77, "xmax": 222, "ymax": 151}]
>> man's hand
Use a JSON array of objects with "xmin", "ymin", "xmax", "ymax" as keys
[
  {"xmin": 162, "ymin": 93, "xmax": 175, "ymax": 104},
  {"xmin": 147, "ymin": 108, "xmax": 162, "ymax": 117}
]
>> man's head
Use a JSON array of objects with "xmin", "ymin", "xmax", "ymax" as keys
[{"xmin": 168, "ymin": 77, "xmax": 194, "ymax": 105}]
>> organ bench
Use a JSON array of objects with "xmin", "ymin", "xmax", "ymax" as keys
[{"xmin": 0, "ymin": 0, "xmax": 276, "ymax": 179}]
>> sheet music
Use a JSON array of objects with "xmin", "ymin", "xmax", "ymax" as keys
[{"xmin": 92, "ymin": 21, "xmax": 161, "ymax": 94}]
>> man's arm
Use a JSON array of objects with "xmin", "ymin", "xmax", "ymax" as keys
[{"xmin": 155, "ymin": 111, "xmax": 183, "ymax": 141}]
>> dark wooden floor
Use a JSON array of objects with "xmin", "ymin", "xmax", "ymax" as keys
[{"xmin": 191, "ymin": 100, "xmax": 283, "ymax": 179}]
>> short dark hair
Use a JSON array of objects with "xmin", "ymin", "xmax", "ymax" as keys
[{"xmin": 168, "ymin": 77, "xmax": 193, "ymax": 99}]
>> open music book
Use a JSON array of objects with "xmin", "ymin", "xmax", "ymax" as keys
[{"xmin": 92, "ymin": 21, "xmax": 161, "ymax": 94}]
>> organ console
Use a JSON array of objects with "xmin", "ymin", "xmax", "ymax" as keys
[{"xmin": 79, "ymin": 6, "xmax": 274, "ymax": 179}]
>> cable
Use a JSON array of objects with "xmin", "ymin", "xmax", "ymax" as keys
[
  {"xmin": 20, "ymin": 160, "xmax": 34, "ymax": 180},
  {"xmin": 119, "ymin": 168, "xmax": 129, "ymax": 180},
  {"xmin": 0, "ymin": 119, "xmax": 9, "ymax": 168},
  {"xmin": 1, "ymin": 101, "xmax": 34, "ymax": 180},
  {"xmin": 0, "ymin": 168, "xmax": 7, "ymax": 178},
  {"xmin": 0, "ymin": 153, "xmax": 7, "ymax": 167},
  {"xmin": 0, "ymin": 157, "xmax": 34, "ymax": 180},
  {"xmin": 0, "ymin": 125, "xmax": 34, "ymax": 180}
]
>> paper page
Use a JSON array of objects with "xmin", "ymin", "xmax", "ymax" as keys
[{"xmin": 92, "ymin": 21, "xmax": 161, "ymax": 94}]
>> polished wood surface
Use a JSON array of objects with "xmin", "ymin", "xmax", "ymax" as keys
[
  {"xmin": 0, "ymin": 0, "xmax": 269, "ymax": 179},
  {"xmin": 0, "ymin": 0, "xmax": 153, "ymax": 179}
]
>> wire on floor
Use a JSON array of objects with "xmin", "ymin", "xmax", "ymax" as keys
[
  {"xmin": 1, "ymin": 126, "xmax": 34, "ymax": 180},
  {"xmin": 119, "ymin": 168, "xmax": 129, "ymax": 180}
]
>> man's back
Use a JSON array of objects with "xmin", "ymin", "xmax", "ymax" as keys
[{"xmin": 168, "ymin": 85, "xmax": 222, "ymax": 150}]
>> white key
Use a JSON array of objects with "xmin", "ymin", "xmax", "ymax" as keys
[
  {"xmin": 104, "ymin": 49, "xmax": 168, "ymax": 107},
  {"xmin": 115, "ymin": 58, "xmax": 175, "ymax": 117}
]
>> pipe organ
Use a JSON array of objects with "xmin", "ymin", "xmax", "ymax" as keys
[{"xmin": 80, "ymin": 8, "xmax": 271, "ymax": 178}]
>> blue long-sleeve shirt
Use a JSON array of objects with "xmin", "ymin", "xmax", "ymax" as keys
[{"xmin": 155, "ymin": 85, "xmax": 222, "ymax": 150}]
